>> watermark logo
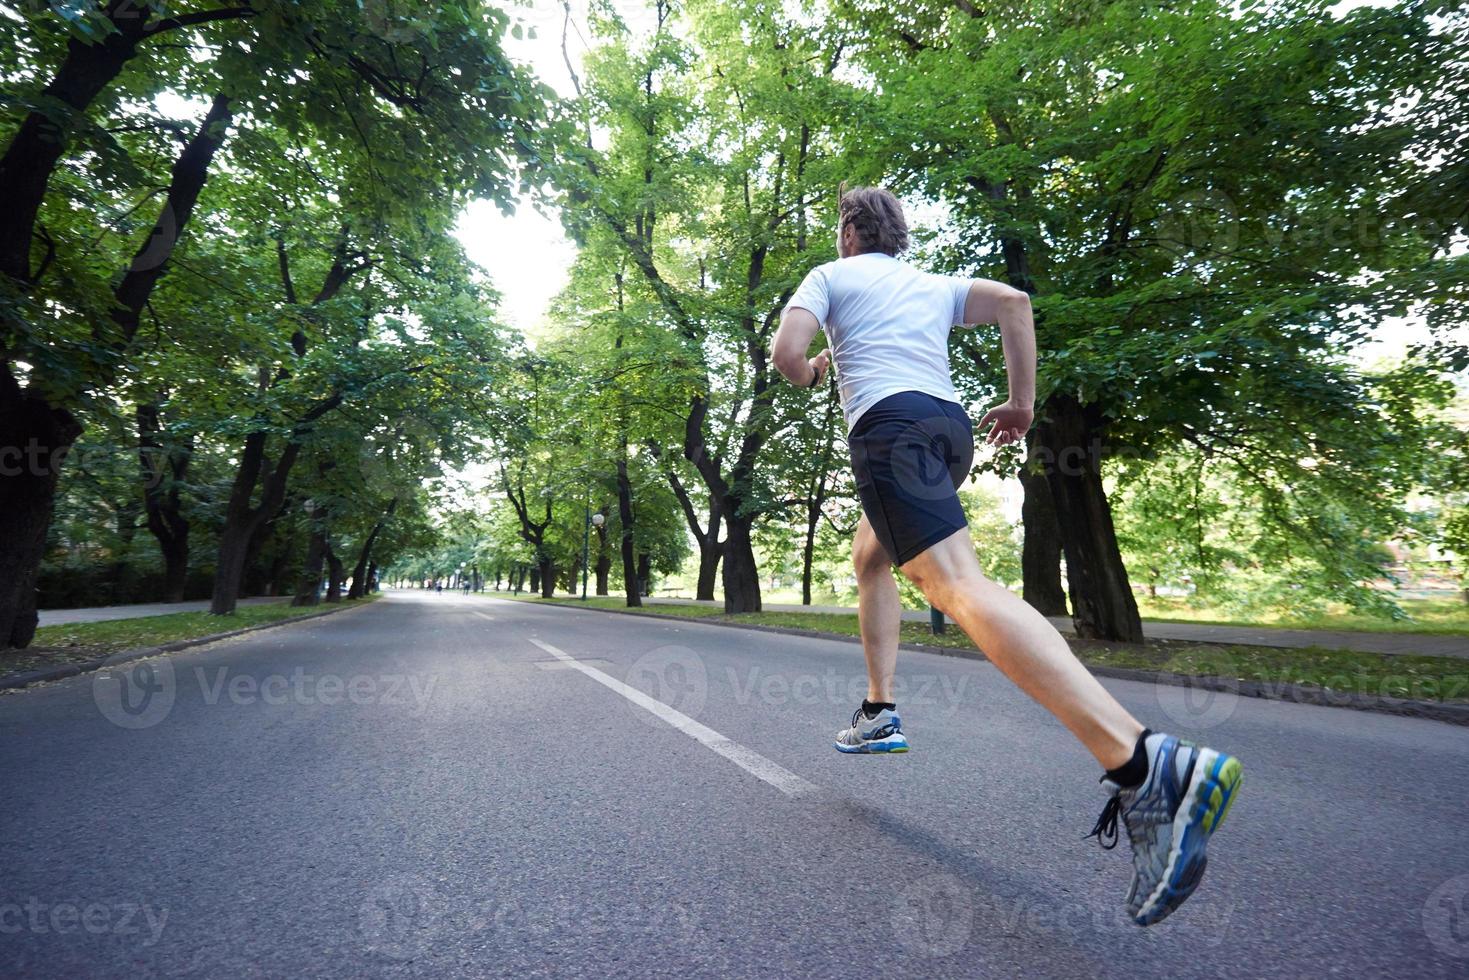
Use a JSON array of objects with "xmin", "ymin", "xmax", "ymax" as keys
[
  {"xmin": 1154, "ymin": 648, "xmax": 1240, "ymax": 730},
  {"xmin": 1424, "ymin": 874, "xmax": 1469, "ymax": 959},
  {"xmin": 93, "ymin": 655, "xmax": 176, "ymax": 730},
  {"xmin": 892, "ymin": 873, "xmax": 973, "ymax": 958},
  {"xmin": 624, "ymin": 645, "xmax": 707, "ymax": 725},
  {"xmin": 887, "ymin": 413, "xmax": 974, "ymax": 503},
  {"xmin": 358, "ymin": 879, "xmax": 439, "ymax": 961},
  {"xmin": 360, "ymin": 0, "xmax": 422, "ymax": 42},
  {"xmin": 1157, "ymin": 187, "xmax": 1240, "ymax": 262},
  {"xmin": 358, "ymin": 414, "xmax": 442, "ymax": 502}
]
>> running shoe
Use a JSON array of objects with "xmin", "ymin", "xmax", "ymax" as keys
[
  {"xmin": 1087, "ymin": 733, "xmax": 1243, "ymax": 926},
  {"xmin": 834, "ymin": 705, "xmax": 908, "ymax": 754}
]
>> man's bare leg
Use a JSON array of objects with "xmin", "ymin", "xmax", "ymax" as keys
[
  {"xmin": 853, "ymin": 515, "xmax": 901, "ymax": 703},
  {"xmin": 900, "ymin": 526, "xmax": 1144, "ymax": 770}
]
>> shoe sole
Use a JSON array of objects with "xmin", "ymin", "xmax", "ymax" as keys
[
  {"xmin": 1133, "ymin": 749, "xmax": 1243, "ymax": 926},
  {"xmin": 834, "ymin": 734, "xmax": 910, "ymax": 754}
]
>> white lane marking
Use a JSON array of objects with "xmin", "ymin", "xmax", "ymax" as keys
[
  {"xmin": 528, "ymin": 637, "xmax": 817, "ymax": 798},
  {"xmin": 471, "ymin": 611, "xmax": 495, "ymax": 621}
]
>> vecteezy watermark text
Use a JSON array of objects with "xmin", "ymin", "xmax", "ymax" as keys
[
  {"xmin": 193, "ymin": 667, "xmax": 437, "ymax": 709},
  {"xmin": 94, "ymin": 657, "xmax": 439, "ymax": 729},
  {"xmin": 0, "ymin": 899, "xmax": 168, "ymax": 947}
]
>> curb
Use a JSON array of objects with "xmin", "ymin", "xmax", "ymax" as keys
[
  {"xmin": 0, "ymin": 598, "xmax": 379, "ymax": 692},
  {"xmin": 494, "ymin": 595, "xmax": 1469, "ymax": 727}
]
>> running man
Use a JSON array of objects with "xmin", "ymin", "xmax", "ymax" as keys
[{"xmin": 771, "ymin": 186, "xmax": 1243, "ymax": 927}]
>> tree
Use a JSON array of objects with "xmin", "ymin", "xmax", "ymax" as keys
[
  {"xmin": 835, "ymin": 0, "xmax": 1466, "ymax": 638},
  {"xmin": 554, "ymin": 0, "xmax": 851, "ymax": 612},
  {"xmin": 1, "ymin": 0, "xmax": 548, "ymax": 646}
]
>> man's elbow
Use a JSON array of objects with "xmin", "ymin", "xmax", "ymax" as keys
[
  {"xmin": 997, "ymin": 287, "xmax": 1031, "ymax": 315},
  {"xmin": 772, "ymin": 348, "xmax": 807, "ymax": 379}
]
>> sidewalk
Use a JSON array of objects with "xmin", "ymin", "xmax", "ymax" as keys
[
  {"xmin": 37, "ymin": 597, "xmax": 288, "ymax": 627},
  {"xmin": 641, "ymin": 596, "xmax": 1469, "ymax": 660}
]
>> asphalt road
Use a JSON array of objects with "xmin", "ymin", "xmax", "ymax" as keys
[{"xmin": 3, "ymin": 591, "xmax": 1467, "ymax": 978}]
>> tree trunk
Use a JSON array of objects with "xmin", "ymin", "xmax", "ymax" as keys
[
  {"xmin": 326, "ymin": 545, "xmax": 344, "ymax": 603},
  {"xmin": 636, "ymin": 552, "xmax": 652, "ymax": 598},
  {"xmin": 1037, "ymin": 394, "xmax": 1143, "ymax": 642},
  {"xmin": 1018, "ymin": 451, "xmax": 1068, "ymax": 617},
  {"xmin": 696, "ymin": 543, "xmax": 723, "ymax": 602},
  {"xmin": 138, "ymin": 401, "xmax": 191, "ymax": 603},
  {"xmin": 721, "ymin": 508, "xmax": 762, "ymax": 613},
  {"xmin": 616, "ymin": 457, "xmax": 641, "ymax": 607},
  {"xmin": 0, "ymin": 375, "xmax": 81, "ymax": 649},
  {"xmin": 0, "ymin": 17, "xmax": 148, "ymax": 283},
  {"xmin": 654, "ymin": 442, "xmax": 721, "ymax": 602},
  {"xmin": 156, "ymin": 519, "xmax": 190, "ymax": 603},
  {"xmin": 212, "ymin": 429, "xmax": 305, "ymax": 614},
  {"xmin": 801, "ymin": 514, "xmax": 817, "ymax": 607},
  {"xmin": 211, "ymin": 526, "xmax": 252, "ymax": 618},
  {"xmin": 538, "ymin": 558, "xmax": 555, "ymax": 599},
  {"xmin": 262, "ymin": 546, "xmax": 291, "ymax": 599},
  {"xmin": 801, "ymin": 387, "xmax": 839, "ymax": 606},
  {"xmin": 348, "ymin": 499, "xmax": 396, "ymax": 599},
  {"xmin": 291, "ymin": 508, "xmax": 329, "ymax": 607}
]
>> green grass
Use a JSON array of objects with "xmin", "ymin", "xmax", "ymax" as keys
[
  {"xmin": 501, "ymin": 594, "xmax": 1469, "ymax": 703},
  {"xmin": 1133, "ymin": 595, "xmax": 1469, "ymax": 635},
  {"xmin": 499, "ymin": 590, "xmax": 1469, "ymax": 635},
  {"xmin": 3, "ymin": 597, "xmax": 378, "ymax": 677}
]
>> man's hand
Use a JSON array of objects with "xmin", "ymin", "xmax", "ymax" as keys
[
  {"xmin": 978, "ymin": 400, "xmax": 1034, "ymax": 446},
  {"xmin": 805, "ymin": 347, "xmax": 832, "ymax": 387}
]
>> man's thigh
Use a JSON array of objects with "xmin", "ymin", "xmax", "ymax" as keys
[{"xmin": 898, "ymin": 525, "xmax": 984, "ymax": 592}]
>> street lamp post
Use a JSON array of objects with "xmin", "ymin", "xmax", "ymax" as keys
[{"xmin": 582, "ymin": 504, "xmax": 605, "ymax": 600}]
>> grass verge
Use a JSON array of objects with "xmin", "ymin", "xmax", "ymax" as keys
[
  {"xmin": 497, "ymin": 594, "xmax": 1469, "ymax": 704},
  {"xmin": 2, "ymin": 596, "xmax": 379, "ymax": 679},
  {"xmin": 1131, "ymin": 595, "xmax": 1469, "ymax": 636}
]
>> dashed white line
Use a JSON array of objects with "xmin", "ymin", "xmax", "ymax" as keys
[{"xmin": 527, "ymin": 637, "xmax": 818, "ymax": 798}]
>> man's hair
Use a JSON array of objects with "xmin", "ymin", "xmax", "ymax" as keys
[{"xmin": 838, "ymin": 185, "xmax": 909, "ymax": 256}]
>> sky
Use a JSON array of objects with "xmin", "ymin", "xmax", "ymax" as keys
[{"xmin": 453, "ymin": 1, "xmax": 655, "ymax": 337}]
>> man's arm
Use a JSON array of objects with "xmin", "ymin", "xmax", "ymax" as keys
[
  {"xmin": 962, "ymin": 279, "xmax": 1036, "ymax": 446},
  {"xmin": 772, "ymin": 306, "xmax": 832, "ymax": 389}
]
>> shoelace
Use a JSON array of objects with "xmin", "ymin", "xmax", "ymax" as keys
[
  {"xmin": 1086, "ymin": 796, "xmax": 1122, "ymax": 850},
  {"xmin": 847, "ymin": 707, "xmax": 899, "ymax": 742}
]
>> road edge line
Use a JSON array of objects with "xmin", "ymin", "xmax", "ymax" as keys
[{"xmin": 489, "ymin": 596, "xmax": 1469, "ymax": 728}]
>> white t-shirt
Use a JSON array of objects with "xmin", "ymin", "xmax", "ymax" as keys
[{"xmin": 785, "ymin": 252, "xmax": 972, "ymax": 432}]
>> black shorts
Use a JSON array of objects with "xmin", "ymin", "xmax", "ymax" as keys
[{"xmin": 848, "ymin": 390, "xmax": 975, "ymax": 566}]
